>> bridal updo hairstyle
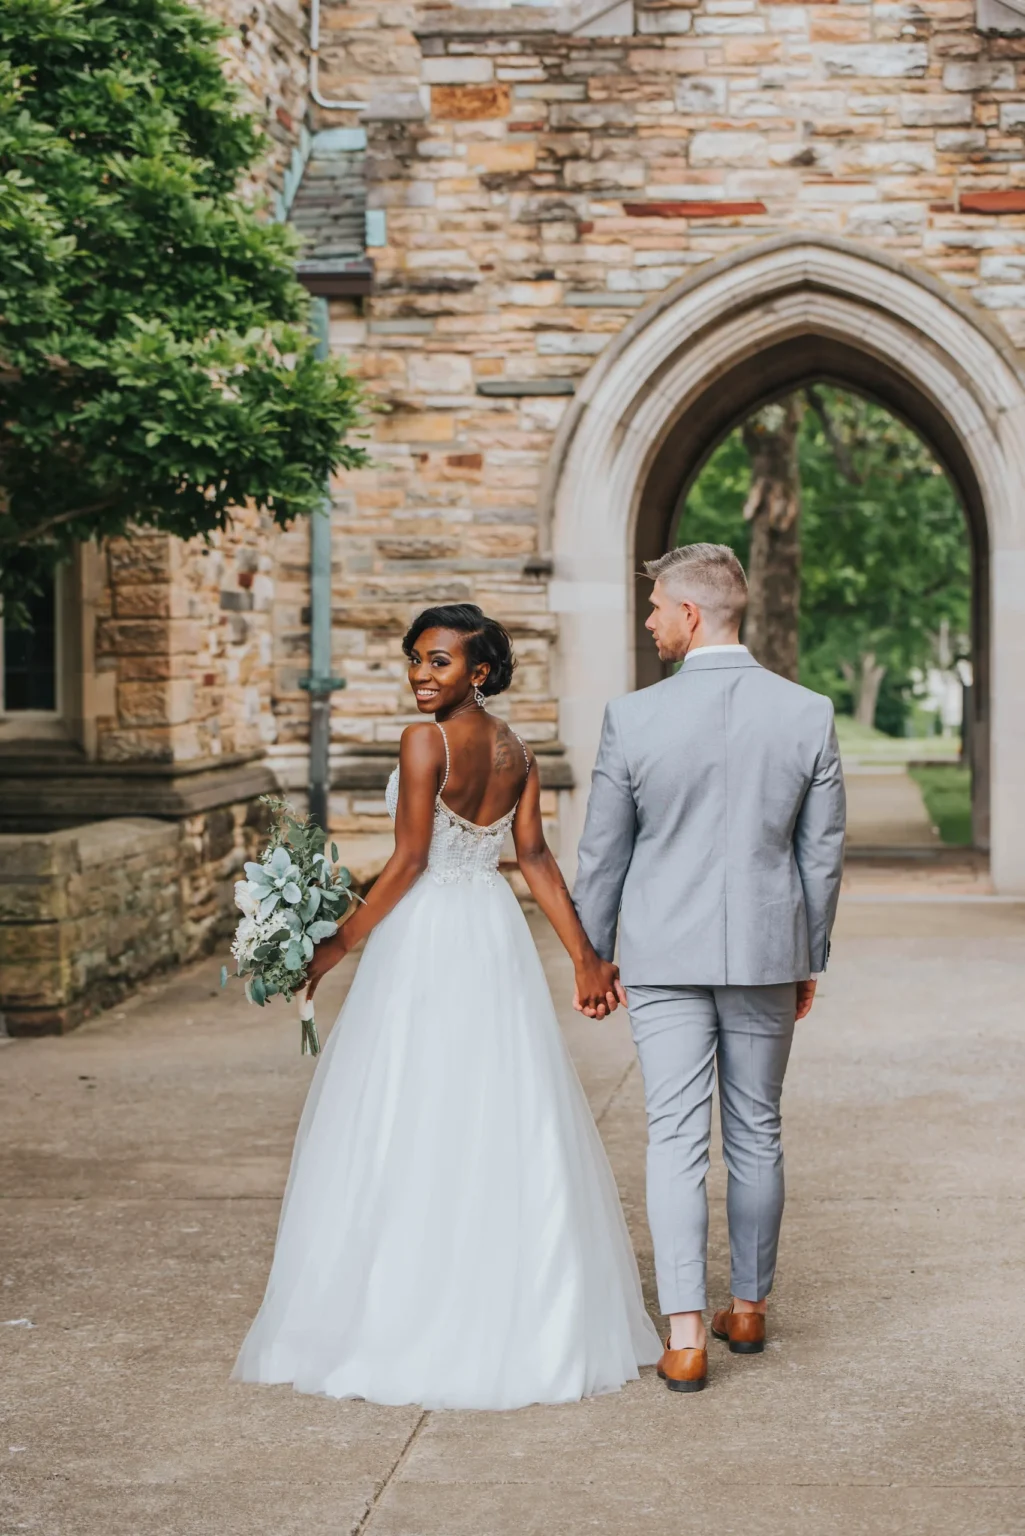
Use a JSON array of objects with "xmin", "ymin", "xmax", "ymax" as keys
[{"xmin": 402, "ymin": 604, "xmax": 517, "ymax": 697}]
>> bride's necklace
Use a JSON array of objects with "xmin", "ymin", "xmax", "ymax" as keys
[{"xmin": 438, "ymin": 695, "xmax": 481, "ymax": 724}]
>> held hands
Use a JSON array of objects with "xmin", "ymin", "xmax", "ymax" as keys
[{"xmin": 572, "ymin": 955, "xmax": 627, "ymax": 1020}]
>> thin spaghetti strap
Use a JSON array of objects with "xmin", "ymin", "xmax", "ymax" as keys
[
  {"xmin": 511, "ymin": 730, "xmax": 530, "ymax": 773},
  {"xmin": 435, "ymin": 721, "xmax": 451, "ymax": 795}
]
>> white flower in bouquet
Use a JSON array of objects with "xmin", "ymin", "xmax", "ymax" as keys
[{"xmin": 221, "ymin": 797, "xmax": 360, "ymax": 1055}]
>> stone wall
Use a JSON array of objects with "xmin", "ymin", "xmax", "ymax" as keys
[
  {"xmin": 84, "ymin": 0, "xmax": 314, "ymax": 770},
  {"xmin": 206, "ymin": 0, "xmax": 311, "ymax": 200},
  {"xmin": 95, "ymin": 519, "xmax": 279, "ymax": 767},
  {"xmin": 17, "ymin": 0, "xmax": 1025, "ymax": 882},
  {"xmin": 248, "ymin": 0, "xmax": 1020, "ymax": 844},
  {"xmin": 0, "ymin": 803, "xmax": 267, "ymax": 1035}
]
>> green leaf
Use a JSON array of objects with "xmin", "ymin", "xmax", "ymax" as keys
[{"xmin": 330, "ymin": 843, "xmax": 339, "ymax": 863}]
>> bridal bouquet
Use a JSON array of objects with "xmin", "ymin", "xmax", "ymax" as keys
[{"xmin": 222, "ymin": 797, "xmax": 359, "ymax": 1055}]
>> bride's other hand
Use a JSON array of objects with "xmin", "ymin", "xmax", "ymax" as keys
[
  {"xmin": 573, "ymin": 957, "xmax": 621, "ymax": 1020},
  {"xmin": 305, "ymin": 925, "xmax": 350, "ymax": 1001}
]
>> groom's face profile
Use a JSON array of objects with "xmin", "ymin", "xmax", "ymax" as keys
[{"xmin": 645, "ymin": 578, "xmax": 699, "ymax": 663}]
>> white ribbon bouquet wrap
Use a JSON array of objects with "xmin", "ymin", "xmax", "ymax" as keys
[{"xmin": 222, "ymin": 797, "xmax": 360, "ymax": 1055}]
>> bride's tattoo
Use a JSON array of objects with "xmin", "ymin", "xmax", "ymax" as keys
[{"xmin": 493, "ymin": 729, "xmax": 516, "ymax": 771}]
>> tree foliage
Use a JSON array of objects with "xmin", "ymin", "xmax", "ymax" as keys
[
  {"xmin": 0, "ymin": 0, "xmax": 367, "ymax": 605},
  {"xmin": 681, "ymin": 388, "xmax": 972, "ymax": 729}
]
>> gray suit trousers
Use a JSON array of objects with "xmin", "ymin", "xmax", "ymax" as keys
[{"xmin": 626, "ymin": 983, "xmax": 796, "ymax": 1316}]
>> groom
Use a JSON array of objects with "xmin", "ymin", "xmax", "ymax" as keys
[{"xmin": 573, "ymin": 543, "xmax": 845, "ymax": 1393}]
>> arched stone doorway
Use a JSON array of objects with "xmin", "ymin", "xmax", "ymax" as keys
[{"xmin": 543, "ymin": 237, "xmax": 1025, "ymax": 893}]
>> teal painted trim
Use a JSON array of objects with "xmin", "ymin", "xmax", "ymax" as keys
[
  {"xmin": 312, "ymin": 127, "xmax": 367, "ymax": 153},
  {"xmin": 275, "ymin": 124, "xmax": 313, "ymax": 224},
  {"xmin": 306, "ymin": 297, "xmax": 336, "ymax": 693}
]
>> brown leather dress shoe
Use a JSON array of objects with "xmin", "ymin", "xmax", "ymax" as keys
[
  {"xmin": 710, "ymin": 1302, "xmax": 765, "ymax": 1354},
  {"xmin": 656, "ymin": 1339, "xmax": 708, "ymax": 1393}
]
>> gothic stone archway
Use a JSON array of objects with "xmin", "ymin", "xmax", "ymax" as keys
[{"xmin": 544, "ymin": 237, "xmax": 1025, "ymax": 893}]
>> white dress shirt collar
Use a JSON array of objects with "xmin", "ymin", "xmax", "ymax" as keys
[{"xmin": 683, "ymin": 643, "xmax": 749, "ymax": 663}]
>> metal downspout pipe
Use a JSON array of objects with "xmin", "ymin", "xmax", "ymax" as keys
[
  {"xmin": 309, "ymin": 0, "xmax": 367, "ymax": 112},
  {"xmin": 302, "ymin": 296, "xmax": 344, "ymax": 834}
]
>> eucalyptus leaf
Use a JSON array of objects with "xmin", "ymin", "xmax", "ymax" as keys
[
  {"xmin": 300, "ymin": 887, "xmax": 321, "ymax": 920},
  {"xmin": 284, "ymin": 943, "xmax": 303, "ymax": 971},
  {"xmin": 331, "ymin": 842, "xmax": 339, "ymax": 863},
  {"xmin": 251, "ymin": 974, "xmax": 267, "ymax": 1005},
  {"xmin": 335, "ymin": 867, "xmax": 352, "ymax": 888},
  {"xmin": 258, "ymin": 891, "xmax": 280, "ymax": 919},
  {"xmin": 282, "ymin": 881, "xmax": 302, "ymax": 904},
  {"xmin": 269, "ymin": 846, "xmax": 292, "ymax": 878},
  {"xmin": 301, "ymin": 934, "xmax": 314, "ymax": 961},
  {"xmin": 308, "ymin": 919, "xmax": 339, "ymax": 941}
]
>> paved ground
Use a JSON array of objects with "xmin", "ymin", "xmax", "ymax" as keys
[
  {"xmin": 843, "ymin": 765, "xmax": 940, "ymax": 850},
  {"xmin": 3, "ymin": 891, "xmax": 1024, "ymax": 1536}
]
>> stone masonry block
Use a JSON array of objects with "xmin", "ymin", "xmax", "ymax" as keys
[
  {"xmin": 820, "ymin": 43, "xmax": 929, "ymax": 77},
  {"xmin": 942, "ymin": 60, "xmax": 1016, "ymax": 91},
  {"xmin": 422, "ymin": 56, "xmax": 494, "ymax": 84},
  {"xmin": 431, "ymin": 84, "xmax": 511, "ymax": 119},
  {"xmin": 900, "ymin": 93, "xmax": 974, "ymax": 126},
  {"xmin": 0, "ymin": 923, "xmax": 63, "ymax": 963},
  {"xmin": 0, "ymin": 958, "xmax": 73, "ymax": 1010}
]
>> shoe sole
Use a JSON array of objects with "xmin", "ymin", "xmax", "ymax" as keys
[
  {"xmin": 657, "ymin": 1368, "xmax": 707, "ymax": 1393},
  {"xmin": 710, "ymin": 1326, "xmax": 764, "ymax": 1355}
]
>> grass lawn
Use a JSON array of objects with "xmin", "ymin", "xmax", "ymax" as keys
[
  {"xmin": 908, "ymin": 764, "xmax": 973, "ymax": 846},
  {"xmin": 834, "ymin": 715, "xmax": 961, "ymax": 762}
]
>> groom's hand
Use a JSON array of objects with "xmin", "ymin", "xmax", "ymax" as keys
[{"xmin": 795, "ymin": 979, "xmax": 817, "ymax": 1020}]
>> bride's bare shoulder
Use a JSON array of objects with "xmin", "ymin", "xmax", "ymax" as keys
[{"xmin": 398, "ymin": 721, "xmax": 446, "ymax": 774}]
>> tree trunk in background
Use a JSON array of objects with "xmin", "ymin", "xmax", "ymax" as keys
[
  {"xmin": 742, "ymin": 399, "xmax": 802, "ymax": 681},
  {"xmin": 841, "ymin": 652, "xmax": 887, "ymax": 728}
]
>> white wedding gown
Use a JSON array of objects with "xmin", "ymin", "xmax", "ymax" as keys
[{"xmin": 233, "ymin": 733, "xmax": 661, "ymax": 1410}]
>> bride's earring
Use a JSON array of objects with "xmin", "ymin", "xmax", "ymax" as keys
[{"xmin": 473, "ymin": 684, "xmax": 486, "ymax": 708}]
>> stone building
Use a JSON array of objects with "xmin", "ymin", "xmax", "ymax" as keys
[{"xmin": 3, "ymin": 0, "xmax": 1025, "ymax": 1031}]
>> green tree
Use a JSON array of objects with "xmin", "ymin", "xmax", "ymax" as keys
[
  {"xmin": 0, "ymin": 0, "xmax": 366, "ymax": 608},
  {"xmin": 680, "ymin": 388, "xmax": 971, "ymax": 730}
]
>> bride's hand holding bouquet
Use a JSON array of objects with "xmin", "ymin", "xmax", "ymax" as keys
[{"xmin": 222, "ymin": 797, "xmax": 360, "ymax": 1055}]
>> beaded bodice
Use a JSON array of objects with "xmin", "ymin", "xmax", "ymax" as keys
[{"xmin": 385, "ymin": 722, "xmax": 528, "ymax": 887}]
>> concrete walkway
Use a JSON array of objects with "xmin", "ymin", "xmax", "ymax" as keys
[
  {"xmin": 843, "ymin": 765, "xmax": 940, "ymax": 850},
  {"xmin": 3, "ymin": 894, "xmax": 1024, "ymax": 1536}
]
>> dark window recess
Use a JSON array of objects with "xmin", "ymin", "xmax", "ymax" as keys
[{"xmin": 4, "ymin": 578, "xmax": 57, "ymax": 710}]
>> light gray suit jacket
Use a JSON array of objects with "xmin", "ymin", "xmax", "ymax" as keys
[{"xmin": 573, "ymin": 650, "xmax": 846, "ymax": 987}]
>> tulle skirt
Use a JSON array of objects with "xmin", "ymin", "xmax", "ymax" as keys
[{"xmin": 232, "ymin": 871, "xmax": 661, "ymax": 1410}]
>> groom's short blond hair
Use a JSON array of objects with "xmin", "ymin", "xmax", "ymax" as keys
[{"xmin": 644, "ymin": 543, "xmax": 748, "ymax": 629}]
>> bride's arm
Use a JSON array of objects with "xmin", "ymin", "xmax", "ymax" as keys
[
  {"xmin": 305, "ymin": 724, "xmax": 443, "ymax": 998},
  {"xmin": 512, "ymin": 759, "xmax": 622, "ymax": 1019}
]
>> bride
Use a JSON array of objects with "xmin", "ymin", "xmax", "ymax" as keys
[{"xmin": 233, "ymin": 603, "xmax": 661, "ymax": 1409}]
